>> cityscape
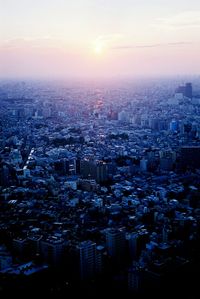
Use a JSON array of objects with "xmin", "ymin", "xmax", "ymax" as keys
[
  {"xmin": 0, "ymin": 78, "xmax": 200, "ymax": 297},
  {"xmin": 1, "ymin": 1, "xmax": 200, "ymax": 298}
]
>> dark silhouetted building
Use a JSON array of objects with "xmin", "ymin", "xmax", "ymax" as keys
[
  {"xmin": 175, "ymin": 82, "xmax": 192, "ymax": 99},
  {"xmin": 185, "ymin": 83, "xmax": 192, "ymax": 99},
  {"xmin": 180, "ymin": 146, "xmax": 200, "ymax": 169},
  {"xmin": 77, "ymin": 240, "xmax": 97, "ymax": 280}
]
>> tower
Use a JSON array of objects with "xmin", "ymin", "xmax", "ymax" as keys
[
  {"xmin": 40, "ymin": 236, "xmax": 65, "ymax": 267},
  {"xmin": 105, "ymin": 228, "xmax": 126, "ymax": 264},
  {"xmin": 128, "ymin": 262, "xmax": 143, "ymax": 292},
  {"xmin": 78, "ymin": 240, "xmax": 97, "ymax": 280},
  {"xmin": 96, "ymin": 160, "xmax": 108, "ymax": 183},
  {"xmin": 128, "ymin": 232, "xmax": 139, "ymax": 260},
  {"xmin": 185, "ymin": 82, "xmax": 192, "ymax": 99}
]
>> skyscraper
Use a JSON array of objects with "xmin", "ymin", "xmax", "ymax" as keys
[
  {"xmin": 180, "ymin": 146, "xmax": 200, "ymax": 169},
  {"xmin": 40, "ymin": 236, "xmax": 65, "ymax": 267},
  {"xmin": 96, "ymin": 161, "xmax": 108, "ymax": 183},
  {"xmin": 105, "ymin": 228, "xmax": 126, "ymax": 264},
  {"xmin": 78, "ymin": 240, "xmax": 97, "ymax": 280},
  {"xmin": 128, "ymin": 262, "xmax": 143, "ymax": 292},
  {"xmin": 175, "ymin": 82, "xmax": 193, "ymax": 99},
  {"xmin": 185, "ymin": 83, "xmax": 192, "ymax": 99}
]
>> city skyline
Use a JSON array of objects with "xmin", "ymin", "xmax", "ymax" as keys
[
  {"xmin": 1, "ymin": 78, "xmax": 200, "ymax": 297},
  {"xmin": 1, "ymin": 0, "xmax": 200, "ymax": 79},
  {"xmin": 1, "ymin": 1, "xmax": 200, "ymax": 296}
]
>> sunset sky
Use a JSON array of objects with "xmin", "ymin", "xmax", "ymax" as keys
[{"xmin": 1, "ymin": 0, "xmax": 200, "ymax": 79}]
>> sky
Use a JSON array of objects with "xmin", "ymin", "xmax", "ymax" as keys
[{"xmin": 1, "ymin": 0, "xmax": 200, "ymax": 79}]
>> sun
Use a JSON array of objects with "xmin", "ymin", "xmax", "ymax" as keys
[
  {"xmin": 95, "ymin": 44, "xmax": 103, "ymax": 54},
  {"xmin": 94, "ymin": 40, "xmax": 105, "ymax": 55}
]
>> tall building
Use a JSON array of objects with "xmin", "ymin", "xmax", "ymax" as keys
[
  {"xmin": 118, "ymin": 110, "xmax": 130, "ymax": 123},
  {"xmin": 0, "ymin": 245, "xmax": 12, "ymax": 271},
  {"xmin": 13, "ymin": 238, "xmax": 27, "ymax": 257},
  {"xmin": 96, "ymin": 245, "xmax": 105, "ymax": 274},
  {"xmin": 128, "ymin": 263, "xmax": 143, "ymax": 292},
  {"xmin": 27, "ymin": 235, "xmax": 42, "ymax": 257},
  {"xmin": 80, "ymin": 159, "xmax": 96, "ymax": 179},
  {"xmin": 40, "ymin": 236, "xmax": 65, "ymax": 267},
  {"xmin": 105, "ymin": 228, "xmax": 126, "ymax": 264},
  {"xmin": 0, "ymin": 164, "xmax": 10, "ymax": 187},
  {"xmin": 75, "ymin": 157, "xmax": 81, "ymax": 174},
  {"xmin": 175, "ymin": 85, "xmax": 185, "ymax": 94},
  {"xmin": 140, "ymin": 159, "xmax": 148, "ymax": 172},
  {"xmin": 169, "ymin": 120, "xmax": 178, "ymax": 132},
  {"xmin": 159, "ymin": 150, "xmax": 176, "ymax": 171},
  {"xmin": 54, "ymin": 158, "xmax": 69, "ymax": 175},
  {"xmin": 96, "ymin": 161, "xmax": 108, "ymax": 183},
  {"xmin": 128, "ymin": 231, "xmax": 149, "ymax": 260},
  {"xmin": 180, "ymin": 146, "xmax": 200, "ymax": 169},
  {"xmin": 128, "ymin": 232, "xmax": 138, "ymax": 260},
  {"xmin": 149, "ymin": 118, "xmax": 159, "ymax": 130},
  {"xmin": 80, "ymin": 159, "xmax": 108, "ymax": 183},
  {"xmin": 160, "ymin": 157, "xmax": 174, "ymax": 171},
  {"xmin": 185, "ymin": 83, "xmax": 192, "ymax": 99},
  {"xmin": 77, "ymin": 240, "xmax": 97, "ymax": 280},
  {"xmin": 162, "ymin": 225, "xmax": 169, "ymax": 243},
  {"xmin": 175, "ymin": 82, "xmax": 192, "ymax": 99}
]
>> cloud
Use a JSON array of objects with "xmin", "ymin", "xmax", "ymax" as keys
[
  {"xmin": 0, "ymin": 37, "xmax": 68, "ymax": 50},
  {"xmin": 93, "ymin": 34, "xmax": 122, "ymax": 48},
  {"xmin": 111, "ymin": 41, "xmax": 192, "ymax": 50},
  {"xmin": 95, "ymin": 34, "xmax": 122, "ymax": 43},
  {"xmin": 156, "ymin": 11, "xmax": 200, "ymax": 29}
]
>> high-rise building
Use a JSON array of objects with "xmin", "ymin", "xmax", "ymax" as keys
[
  {"xmin": 149, "ymin": 118, "xmax": 159, "ymax": 130},
  {"xmin": 118, "ymin": 110, "xmax": 130, "ymax": 123},
  {"xmin": 185, "ymin": 83, "xmax": 192, "ymax": 99},
  {"xmin": 175, "ymin": 85, "xmax": 185, "ymax": 94},
  {"xmin": 169, "ymin": 120, "xmax": 178, "ymax": 132},
  {"xmin": 162, "ymin": 225, "xmax": 169, "ymax": 243},
  {"xmin": 160, "ymin": 157, "xmax": 174, "ymax": 171},
  {"xmin": 80, "ymin": 159, "xmax": 108, "ymax": 183},
  {"xmin": 13, "ymin": 238, "xmax": 27, "ymax": 257},
  {"xmin": 0, "ymin": 245, "xmax": 12, "ymax": 271},
  {"xmin": 128, "ymin": 263, "xmax": 143, "ymax": 292},
  {"xmin": 80, "ymin": 159, "xmax": 96, "ymax": 179},
  {"xmin": 27, "ymin": 235, "xmax": 42, "ymax": 257},
  {"xmin": 105, "ymin": 228, "xmax": 126, "ymax": 263},
  {"xmin": 96, "ymin": 161, "xmax": 108, "ymax": 183},
  {"xmin": 96, "ymin": 245, "xmax": 105, "ymax": 274},
  {"xmin": 180, "ymin": 146, "xmax": 200, "ymax": 169},
  {"xmin": 40, "ymin": 236, "xmax": 65, "ymax": 267},
  {"xmin": 140, "ymin": 159, "xmax": 148, "ymax": 172},
  {"xmin": 175, "ymin": 82, "xmax": 192, "ymax": 99},
  {"xmin": 54, "ymin": 158, "xmax": 69, "ymax": 175},
  {"xmin": 128, "ymin": 232, "xmax": 138, "ymax": 259},
  {"xmin": 77, "ymin": 240, "xmax": 97, "ymax": 280},
  {"xmin": 128, "ymin": 231, "xmax": 149, "ymax": 260},
  {"xmin": 0, "ymin": 164, "xmax": 10, "ymax": 187}
]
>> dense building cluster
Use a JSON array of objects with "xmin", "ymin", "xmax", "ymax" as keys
[{"xmin": 0, "ymin": 79, "xmax": 200, "ymax": 297}]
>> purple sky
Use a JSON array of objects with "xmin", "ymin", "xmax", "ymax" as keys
[{"xmin": 1, "ymin": 0, "xmax": 200, "ymax": 79}]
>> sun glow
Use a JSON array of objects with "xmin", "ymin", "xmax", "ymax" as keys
[
  {"xmin": 95, "ymin": 44, "xmax": 103, "ymax": 54},
  {"xmin": 94, "ymin": 40, "xmax": 105, "ymax": 55}
]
